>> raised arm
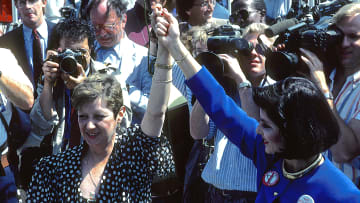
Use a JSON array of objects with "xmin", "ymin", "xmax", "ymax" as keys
[
  {"xmin": 0, "ymin": 49, "xmax": 33, "ymax": 110},
  {"xmin": 153, "ymin": 7, "xmax": 260, "ymax": 159},
  {"xmin": 140, "ymin": 9, "xmax": 173, "ymax": 137}
]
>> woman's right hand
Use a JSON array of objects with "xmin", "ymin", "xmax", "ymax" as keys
[{"xmin": 152, "ymin": 3, "xmax": 180, "ymax": 48}]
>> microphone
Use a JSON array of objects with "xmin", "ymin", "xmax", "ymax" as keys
[{"xmin": 265, "ymin": 18, "xmax": 299, "ymax": 37}]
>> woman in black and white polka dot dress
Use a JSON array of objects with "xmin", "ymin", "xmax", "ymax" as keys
[{"xmin": 27, "ymin": 45, "xmax": 174, "ymax": 202}]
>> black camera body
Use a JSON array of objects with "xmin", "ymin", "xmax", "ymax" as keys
[
  {"xmin": 47, "ymin": 49, "xmax": 86, "ymax": 77},
  {"xmin": 195, "ymin": 25, "xmax": 254, "ymax": 94},
  {"xmin": 265, "ymin": 19, "xmax": 343, "ymax": 81},
  {"xmin": 207, "ymin": 36, "xmax": 254, "ymax": 58},
  {"xmin": 60, "ymin": 6, "xmax": 76, "ymax": 19}
]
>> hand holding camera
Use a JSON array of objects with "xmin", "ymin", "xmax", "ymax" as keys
[
  {"xmin": 44, "ymin": 49, "xmax": 87, "ymax": 89},
  {"xmin": 218, "ymin": 54, "xmax": 247, "ymax": 85}
]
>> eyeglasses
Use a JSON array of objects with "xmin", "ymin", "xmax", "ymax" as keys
[
  {"xmin": 193, "ymin": 0, "xmax": 216, "ymax": 8},
  {"xmin": 93, "ymin": 21, "xmax": 118, "ymax": 33},
  {"xmin": 230, "ymin": 10, "xmax": 250, "ymax": 22},
  {"xmin": 17, "ymin": 0, "xmax": 40, "ymax": 8}
]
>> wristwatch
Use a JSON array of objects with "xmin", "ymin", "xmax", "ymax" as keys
[
  {"xmin": 238, "ymin": 81, "xmax": 252, "ymax": 89},
  {"xmin": 323, "ymin": 92, "xmax": 334, "ymax": 100}
]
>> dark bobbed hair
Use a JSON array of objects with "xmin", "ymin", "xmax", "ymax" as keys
[
  {"xmin": 72, "ymin": 73, "xmax": 123, "ymax": 118},
  {"xmin": 47, "ymin": 18, "xmax": 96, "ymax": 59},
  {"xmin": 253, "ymin": 77, "xmax": 339, "ymax": 159},
  {"xmin": 89, "ymin": 0, "xmax": 128, "ymax": 19},
  {"xmin": 176, "ymin": 0, "xmax": 195, "ymax": 21}
]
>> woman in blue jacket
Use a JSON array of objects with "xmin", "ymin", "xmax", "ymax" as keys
[{"xmin": 151, "ymin": 4, "xmax": 360, "ymax": 202}]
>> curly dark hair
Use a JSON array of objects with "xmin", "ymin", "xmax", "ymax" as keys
[
  {"xmin": 253, "ymin": 77, "xmax": 339, "ymax": 159},
  {"xmin": 47, "ymin": 18, "xmax": 96, "ymax": 58},
  {"xmin": 72, "ymin": 73, "xmax": 123, "ymax": 117}
]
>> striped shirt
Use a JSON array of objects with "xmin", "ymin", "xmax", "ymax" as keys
[
  {"xmin": 173, "ymin": 63, "xmax": 269, "ymax": 191},
  {"xmin": 329, "ymin": 69, "xmax": 360, "ymax": 186}
]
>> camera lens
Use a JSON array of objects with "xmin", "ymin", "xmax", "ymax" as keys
[
  {"xmin": 265, "ymin": 51, "xmax": 299, "ymax": 81},
  {"xmin": 60, "ymin": 56, "xmax": 78, "ymax": 77}
]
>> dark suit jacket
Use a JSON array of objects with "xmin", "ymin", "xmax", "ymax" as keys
[{"xmin": 0, "ymin": 20, "xmax": 55, "ymax": 84}]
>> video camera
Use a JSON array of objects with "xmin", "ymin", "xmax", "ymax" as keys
[
  {"xmin": 195, "ymin": 24, "xmax": 254, "ymax": 93},
  {"xmin": 263, "ymin": 0, "xmax": 356, "ymax": 80},
  {"xmin": 265, "ymin": 20, "xmax": 343, "ymax": 81},
  {"xmin": 47, "ymin": 49, "xmax": 87, "ymax": 78}
]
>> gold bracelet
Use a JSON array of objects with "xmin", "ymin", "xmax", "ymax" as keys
[
  {"xmin": 153, "ymin": 79, "xmax": 173, "ymax": 83},
  {"xmin": 175, "ymin": 52, "xmax": 189, "ymax": 64},
  {"xmin": 155, "ymin": 63, "xmax": 173, "ymax": 69}
]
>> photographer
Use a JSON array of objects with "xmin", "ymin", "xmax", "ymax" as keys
[
  {"xmin": 301, "ymin": 3, "xmax": 360, "ymax": 186},
  {"xmin": 189, "ymin": 23, "xmax": 275, "ymax": 202}
]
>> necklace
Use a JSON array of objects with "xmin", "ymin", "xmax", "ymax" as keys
[
  {"xmin": 282, "ymin": 154, "xmax": 323, "ymax": 180},
  {"xmin": 86, "ymin": 156, "xmax": 98, "ymax": 200}
]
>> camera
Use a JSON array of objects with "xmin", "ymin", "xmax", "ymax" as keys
[
  {"xmin": 203, "ymin": 25, "xmax": 253, "ymax": 78},
  {"xmin": 265, "ymin": 20, "xmax": 343, "ymax": 81},
  {"xmin": 207, "ymin": 36, "xmax": 254, "ymax": 58},
  {"xmin": 194, "ymin": 25, "xmax": 254, "ymax": 94},
  {"xmin": 47, "ymin": 49, "xmax": 87, "ymax": 77},
  {"xmin": 60, "ymin": 6, "xmax": 76, "ymax": 19}
]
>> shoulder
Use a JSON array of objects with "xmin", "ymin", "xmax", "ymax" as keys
[
  {"xmin": 0, "ymin": 26, "xmax": 23, "ymax": 44},
  {"xmin": 308, "ymin": 158, "xmax": 360, "ymax": 201},
  {"xmin": 117, "ymin": 124, "xmax": 160, "ymax": 146},
  {"xmin": 90, "ymin": 59, "xmax": 109, "ymax": 72},
  {"xmin": 46, "ymin": 20, "xmax": 57, "ymax": 32},
  {"xmin": 37, "ymin": 145, "xmax": 83, "ymax": 169},
  {"xmin": 126, "ymin": 37, "xmax": 148, "ymax": 56}
]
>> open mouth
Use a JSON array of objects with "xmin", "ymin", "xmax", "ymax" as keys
[{"xmin": 86, "ymin": 132, "xmax": 99, "ymax": 139}]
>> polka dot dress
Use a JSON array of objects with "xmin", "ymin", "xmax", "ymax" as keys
[{"xmin": 27, "ymin": 125, "xmax": 163, "ymax": 202}]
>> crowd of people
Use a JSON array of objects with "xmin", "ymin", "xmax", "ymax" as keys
[{"xmin": 0, "ymin": 0, "xmax": 360, "ymax": 202}]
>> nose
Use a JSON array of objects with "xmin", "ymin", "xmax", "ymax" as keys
[
  {"xmin": 342, "ymin": 36, "xmax": 351, "ymax": 48},
  {"xmin": 86, "ymin": 120, "xmax": 96, "ymax": 130},
  {"xmin": 97, "ymin": 28, "xmax": 108, "ymax": 38},
  {"xmin": 250, "ymin": 46, "xmax": 259, "ymax": 57}
]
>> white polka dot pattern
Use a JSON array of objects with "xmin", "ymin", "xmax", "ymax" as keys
[{"xmin": 26, "ymin": 125, "xmax": 163, "ymax": 202}]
